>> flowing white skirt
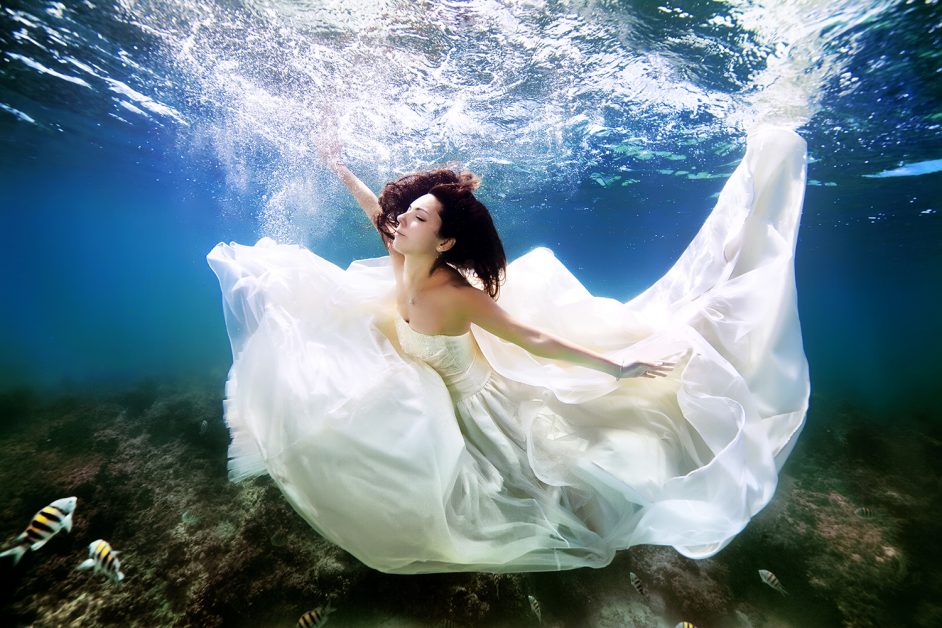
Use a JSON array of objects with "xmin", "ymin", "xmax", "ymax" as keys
[{"xmin": 206, "ymin": 125, "xmax": 810, "ymax": 574}]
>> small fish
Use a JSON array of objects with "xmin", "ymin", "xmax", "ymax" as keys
[
  {"xmin": 76, "ymin": 539, "xmax": 125, "ymax": 583},
  {"xmin": 297, "ymin": 602, "xmax": 335, "ymax": 627},
  {"xmin": 527, "ymin": 594, "xmax": 542, "ymax": 623},
  {"xmin": 0, "ymin": 496, "xmax": 77, "ymax": 565},
  {"xmin": 629, "ymin": 571, "xmax": 648, "ymax": 597},
  {"xmin": 854, "ymin": 507, "xmax": 873, "ymax": 518},
  {"xmin": 199, "ymin": 419, "xmax": 209, "ymax": 435},
  {"xmin": 675, "ymin": 622, "xmax": 697, "ymax": 628},
  {"xmin": 758, "ymin": 569, "xmax": 787, "ymax": 595}
]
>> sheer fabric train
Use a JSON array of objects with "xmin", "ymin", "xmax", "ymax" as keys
[{"xmin": 206, "ymin": 125, "xmax": 810, "ymax": 574}]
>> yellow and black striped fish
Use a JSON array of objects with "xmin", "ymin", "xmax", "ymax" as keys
[
  {"xmin": 675, "ymin": 622, "xmax": 698, "ymax": 628},
  {"xmin": 758, "ymin": 569, "xmax": 787, "ymax": 596},
  {"xmin": 0, "ymin": 496, "xmax": 77, "ymax": 565},
  {"xmin": 76, "ymin": 539, "xmax": 125, "ymax": 583},
  {"xmin": 629, "ymin": 571, "xmax": 648, "ymax": 597},
  {"xmin": 297, "ymin": 602, "xmax": 335, "ymax": 627},
  {"xmin": 527, "ymin": 594, "xmax": 542, "ymax": 624}
]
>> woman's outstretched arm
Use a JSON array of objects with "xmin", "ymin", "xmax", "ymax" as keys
[
  {"xmin": 457, "ymin": 285, "xmax": 674, "ymax": 379},
  {"xmin": 315, "ymin": 133, "xmax": 402, "ymax": 265}
]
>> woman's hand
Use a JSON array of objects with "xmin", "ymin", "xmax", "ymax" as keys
[
  {"xmin": 311, "ymin": 127, "xmax": 382, "ymax": 222},
  {"xmin": 314, "ymin": 130, "xmax": 344, "ymax": 173},
  {"xmin": 613, "ymin": 359, "xmax": 676, "ymax": 379}
]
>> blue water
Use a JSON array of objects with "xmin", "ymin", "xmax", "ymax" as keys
[{"xmin": 1, "ymin": 0, "xmax": 940, "ymax": 419}]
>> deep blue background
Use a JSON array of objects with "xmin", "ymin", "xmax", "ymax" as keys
[{"xmin": 1, "ymin": 0, "xmax": 940, "ymax": 418}]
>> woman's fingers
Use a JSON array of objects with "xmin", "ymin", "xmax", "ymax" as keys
[
  {"xmin": 634, "ymin": 360, "xmax": 676, "ymax": 378},
  {"xmin": 315, "ymin": 134, "xmax": 339, "ymax": 155},
  {"xmin": 617, "ymin": 357, "xmax": 680, "ymax": 379},
  {"xmin": 314, "ymin": 132, "xmax": 343, "ymax": 170}
]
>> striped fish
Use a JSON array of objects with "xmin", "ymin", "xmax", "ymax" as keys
[
  {"xmin": 297, "ymin": 602, "xmax": 335, "ymax": 627},
  {"xmin": 527, "ymin": 594, "xmax": 542, "ymax": 624},
  {"xmin": 675, "ymin": 622, "xmax": 698, "ymax": 628},
  {"xmin": 76, "ymin": 539, "xmax": 125, "ymax": 583},
  {"xmin": 854, "ymin": 507, "xmax": 873, "ymax": 518},
  {"xmin": 0, "ymin": 496, "xmax": 77, "ymax": 565},
  {"xmin": 629, "ymin": 571, "xmax": 648, "ymax": 597},
  {"xmin": 758, "ymin": 569, "xmax": 787, "ymax": 595}
]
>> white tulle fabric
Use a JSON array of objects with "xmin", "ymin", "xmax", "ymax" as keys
[{"xmin": 206, "ymin": 126, "xmax": 809, "ymax": 574}]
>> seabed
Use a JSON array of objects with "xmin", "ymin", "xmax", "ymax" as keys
[{"xmin": 0, "ymin": 380, "xmax": 938, "ymax": 627}]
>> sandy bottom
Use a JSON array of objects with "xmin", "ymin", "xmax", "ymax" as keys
[{"xmin": 0, "ymin": 380, "xmax": 938, "ymax": 627}]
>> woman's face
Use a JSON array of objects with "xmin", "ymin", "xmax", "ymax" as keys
[{"xmin": 392, "ymin": 193, "xmax": 445, "ymax": 255}]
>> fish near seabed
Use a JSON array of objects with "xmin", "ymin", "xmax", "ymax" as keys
[
  {"xmin": 758, "ymin": 569, "xmax": 788, "ymax": 595},
  {"xmin": 0, "ymin": 496, "xmax": 77, "ymax": 565},
  {"xmin": 297, "ymin": 602, "xmax": 335, "ymax": 627},
  {"xmin": 629, "ymin": 571, "xmax": 648, "ymax": 597},
  {"xmin": 76, "ymin": 539, "xmax": 125, "ymax": 583},
  {"xmin": 527, "ymin": 594, "xmax": 542, "ymax": 623},
  {"xmin": 675, "ymin": 622, "xmax": 698, "ymax": 628}
]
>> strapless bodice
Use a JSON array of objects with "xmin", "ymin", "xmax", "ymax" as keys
[{"xmin": 395, "ymin": 317, "xmax": 492, "ymax": 401}]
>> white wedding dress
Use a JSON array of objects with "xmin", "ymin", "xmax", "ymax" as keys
[{"xmin": 206, "ymin": 126, "xmax": 809, "ymax": 574}]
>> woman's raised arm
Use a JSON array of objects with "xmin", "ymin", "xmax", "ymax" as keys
[{"xmin": 315, "ymin": 134, "xmax": 382, "ymax": 226}]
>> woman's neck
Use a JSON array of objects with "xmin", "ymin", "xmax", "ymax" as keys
[{"xmin": 402, "ymin": 252, "xmax": 445, "ymax": 292}]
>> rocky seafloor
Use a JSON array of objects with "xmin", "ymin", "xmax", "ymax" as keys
[{"xmin": 0, "ymin": 379, "xmax": 938, "ymax": 627}]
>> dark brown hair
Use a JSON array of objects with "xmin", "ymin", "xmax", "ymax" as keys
[{"xmin": 377, "ymin": 168, "xmax": 506, "ymax": 299}]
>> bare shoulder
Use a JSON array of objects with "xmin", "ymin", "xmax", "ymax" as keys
[
  {"xmin": 445, "ymin": 284, "xmax": 484, "ymax": 335},
  {"xmin": 452, "ymin": 282, "xmax": 492, "ymax": 313},
  {"xmin": 452, "ymin": 283, "xmax": 535, "ymax": 346}
]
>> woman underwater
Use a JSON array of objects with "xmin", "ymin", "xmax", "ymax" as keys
[{"xmin": 207, "ymin": 125, "xmax": 810, "ymax": 574}]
